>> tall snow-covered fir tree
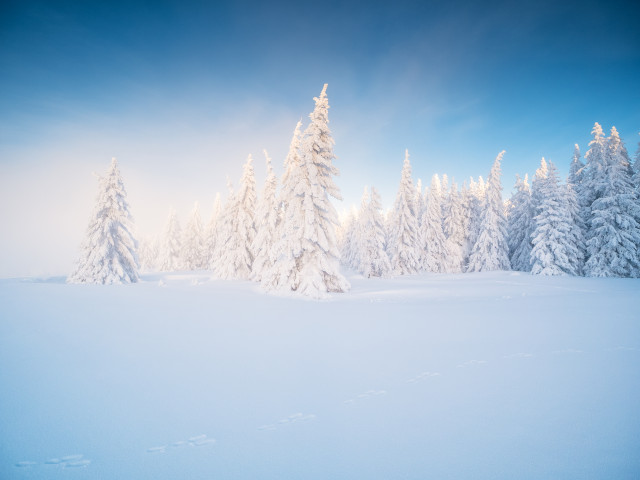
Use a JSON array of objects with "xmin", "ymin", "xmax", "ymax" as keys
[
  {"xmin": 563, "ymin": 180, "xmax": 586, "ymax": 275},
  {"xmin": 181, "ymin": 202, "xmax": 206, "ymax": 270},
  {"xmin": 262, "ymin": 86, "xmax": 349, "ymax": 297},
  {"xmin": 251, "ymin": 150, "xmax": 279, "ymax": 282},
  {"xmin": 467, "ymin": 151, "xmax": 510, "ymax": 272},
  {"xmin": 356, "ymin": 186, "xmax": 392, "ymax": 277},
  {"xmin": 464, "ymin": 177, "xmax": 486, "ymax": 269},
  {"xmin": 138, "ymin": 235, "xmax": 159, "ymax": 271},
  {"xmin": 211, "ymin": 179, "xmax": 234, "ymax": 273},
  {"xmin": 633, "ymin": 132, "xmax": 640, "ymax": 192},
  {"xmin": 568, "ymin": 144, "xmax": 585, "ymax": 187},
  {"xmin": 261, "ymin": 121, "xmax": 304, "ymax": 292},
  {"xmin": 530, "ymin": 161, "xmax": 582, "ymax": 276},
  {"xmin": 507, "ymin": 175, "xmax": 535, "ymax": 272},
  {"xmin": 442, "ymin": 180, "xmax": 466, "ymax": 273},
  {"xmin": 388, "ymin": 150, "xmax": 420, "ymax": 275},
  {"xmin": 69, "ymin": 158, "xmax": 139, "ymax": 284},
  {"xmin": 580, "ymin": 123, "xmax": 607, "ymax": 228},
  {"xmin": 584, "ymin": 127, "xmax": 640, "ymax": 277},
  {"xmin": 215, "ymin": 155, "xmax": 257, "ymax": 280},
  {"xmin": 204, "ymin": 193, "xmax": 222, "ymax": 268},
  {"xmin": 339, "ymin": 207, "xmax": 359, "ymax": 269},
  {"xmin": 159, "ymin": 208, "xmax": 182, "ymax": 271},
  {"xmin": 419, "ymin": 174, "xmax": 449, "ymax": 273}
]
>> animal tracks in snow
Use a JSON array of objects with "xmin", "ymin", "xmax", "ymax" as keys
[
  {"xmin": 258, "ymin": 412, "xmax": 317, "ymax": 431},
  {"xmin": 146, "ymin": 434, "xmax": 216, "ymax": 455},
  {"xmin": 15, "ymin": 454, "xmax": 92, "ymax": 469},
  {"xmin": 406, "ymin": 372, "xmax": 441, "ymax": 383},
  {"xmin": 343, "ymin": 389, "xmax": 387, "ymax": 405},
  {"xmin": 457, "ymin": 359, "xmax": 488, "ymax": 368},
  {"xmin": 502, "ymin": 352, "xmax": 534, "ymax": 359}
]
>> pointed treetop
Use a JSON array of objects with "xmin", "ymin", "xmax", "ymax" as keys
[
  {"xmin": 610, "ymin": 126, "xmax": 620, "ymax": 139},
  {"xmin": 591, "ymin": 122, "xmax": 604, "ymax": 140},
  {"xmin": 573, "ymin": 144, "xmax": 580, "ymax": 157},
  {"xmin": 321, "ymin": 83, "xmax": 328, "ymax": 97},
  {"xmin": 538, "ymin": 157, "xmax": 548, "ymax": 174}
]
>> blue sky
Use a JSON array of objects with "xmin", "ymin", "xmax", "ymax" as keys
[{"xmin": 1, "ymin": 0, "xmax": 639, "ymax": 276}]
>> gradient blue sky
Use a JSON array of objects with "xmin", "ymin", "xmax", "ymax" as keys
[{"xmin": 1, "ymin": 0, "xmax": 639, "ymax": 276}]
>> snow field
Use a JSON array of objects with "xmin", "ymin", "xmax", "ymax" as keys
[{"xmin": 1, "ymin": 271, "xmax": 638, "ymax": 479}]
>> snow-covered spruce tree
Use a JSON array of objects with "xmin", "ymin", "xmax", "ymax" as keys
[
  {"xmin": 251, "ymin": 150, "xmax": 279, "ymax": 282},
  {"xmin": 567, "ymin": 144, "xmax": 587, "ymax": 267},
  {"xmin": 357, "ymin": 186, "xmax": 392, "ymax": 277},
  {"xmin": 458, "ymin": 181, "xmax": 473, "ymax": 268},
  {"xmin": 69, "ymin": 158, "xmax": 139, "ymax": 284},
  {"xmin": 564, "ymin": 181, "xmax": 586, "ymax": 275},
  {"xmin": 181, "ymin": 201, "xmax": 206, "ymax": 270},
  {"xmin": 419, "ymin": 174, "xmax": 449, "ymax": 273},
  {"xmin": 568, "ymin": 144, "xmax": 585, "ymax": 188},
  {"xmin": 261, "ymin": 121, "xmax": 304, "ymax": 292},
  {"xmin": 633, "ymin": 132, "xmax": 640, "ymax": 191},
  {"xmin": 530, "ymin": 162, "xmax": 582, "ymax": 276},
  {"xmin": 263, "ymin": 85, "xmax": 349, "ymax": 297},
  {"xmin": 584, "ymin": 127, "xmax": 640, "ymax": 277},
  {"xmin": 414, "ymin": 178, "xmax": 425, "ymax": 220},
  {"xmin": 443, "ymin": 180, "xmax": 465, "ymax": 272},
  {"xmin": 203, "ymin": 193, "xmax": 222, "ymax": 268},
  {"xmin": 507, "ymin": 174, "xmax": 535, "ymax": 272},
  {"xmin": 216, "ymin": 155, "xmax": 257, "ymax": 280},
  {"xmin": 139, "ymin": 235, "xmax": 159, "ymax": 271},
  {"xmin": 159, "ymin": 208, "xmax": 182, "ymax": 271},
  {"xmin": 467, "ymin": 151, "xmax": 510, "ymax": 272},
  {"xmin": 210, "ymin": 180, "xmax": 234, "ymax": 273},
  {"xmin": 339, "ymin": 207, "xmax": 359, "ymax": 269},
  {"xmin": 388, "ymin": 149, "xmax": 420, "ymax": 275},
  {"xmin": 464, "ymin": 176, "xmax": 485, "ymax": 269},
  {"xmin": 580, "ymin": 122, "xmax": 607, "ymax": 229}
]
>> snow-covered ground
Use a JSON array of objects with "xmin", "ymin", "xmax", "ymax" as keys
[{"xmin": 1, "ymin": 271, "xmax": 638, "ymax": 479}]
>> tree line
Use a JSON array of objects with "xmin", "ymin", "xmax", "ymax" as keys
[{"xmin": 69, "ymin": 84, "xmax": 640, "ymax": 296}]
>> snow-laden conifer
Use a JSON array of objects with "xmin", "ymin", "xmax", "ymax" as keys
[
  {"xmin": 584, "ymin": 127, "xmax": 640, "ymax": 277},
  {"xmin": 467, "ymin": 151, "xmax": 510, "ymax": 272},
  {"xmin": 261, "ymin": 121, "xmax": 304, "ymax": 292},
  {"xmin": 339, "ymin": 207, "xmax": 359, "ymax": 269},
  {"xmin": 507, "ymin": 175, "xmax": 535, "ymax": 272},
  {"xmin": 69, "ymin": 158, "xmax": 139, "ymax": 284},
  {"xmin": 251, "ymin": 150, "xmax": 279, "ymax": 282},
  {"xmin": 419, "ymin": 174, "xmax": 449, "ymax": 273},
  {"xmin": 530, "ymin": 162, "xmax": 582, "ymax": 276},
  {"xmin": 211, "ymin": 180, "xmax": 234, "ymax": 273},
  {"xmin": 563, "ymin": 181, "xmax": 586, "ymax": 274},
  {"xmin": 581, "ymin": 123, "xmax": 607, "ymax": 228},
  {"xmin": 633, "ymin": 132, "xmax": 640, "ymax": 191},
  {"xmin": 181, "ymin": 202, "xmax": 206, "ymax": 270},
  {"xmin": 443, "ymin": 180, "xmax": 466, "ymax": 272},
  {"xmin": 262, "ymin": 86, "xmax": 349, "ymax": 297},
  {"xmin": 139, "ymin": 235, "xmax": 159, "ymax": 271},
  {"xmin": 388, "ymin": 150, "xmax": 420, "ymax": 275},
  {"xmin": 159, "ymin": 208, "xmax": 182, "ymax": 271},
  {"xmin": 464, "ymin": 177, "xmax": 485, "ymax": 269},
  {"xmin": 459, "ymin": 181, "xmax": 474, "ymax": 268},
  {"xmin": 215, "ymin": 155, "xmax": 257, "ymax": 280},
  {"xmin": 357, "ymin": 186, "xmax": 391, "ymax": 277},
  {"xmin": 568, "ymin": 144, "xmax": 585, "ymax": 187},
  {"xmin": 204, "ymin": 193, "xmax": 222, "ymax": 268}
]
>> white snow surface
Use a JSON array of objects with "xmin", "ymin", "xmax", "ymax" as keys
[{"xmin": 1, "ymin": 271, "xmax": 638, "ymax": 479}]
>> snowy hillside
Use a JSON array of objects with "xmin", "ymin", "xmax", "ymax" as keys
[{"xmin": 1, "ymin": 272, "xmax": 639, "ymax": 479}]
